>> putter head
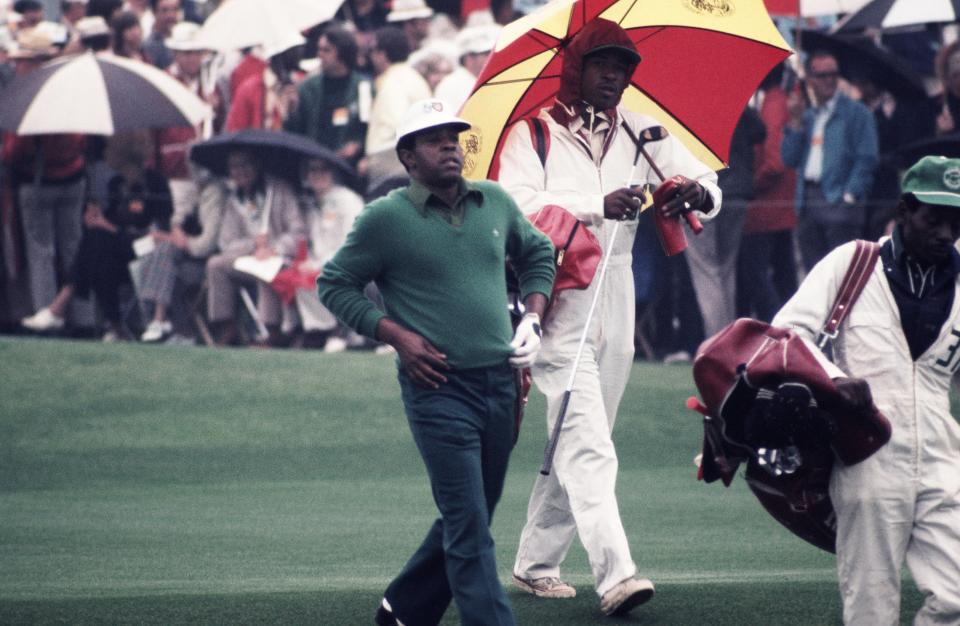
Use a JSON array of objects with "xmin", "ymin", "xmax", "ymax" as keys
[{"xmin": 639, "ymin": 126, "xmax": 668, "ymax": 144}]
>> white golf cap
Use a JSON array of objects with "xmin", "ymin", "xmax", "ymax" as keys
[
  {"xmin": 166, "ymin": 22, "xmax": 210, "ymax": 52},
  {"xmin": 396, "ymin": 98, "xmax": 470, "ymax": 146},
  {"xmin": 387, "ymin": 0, "xmax": 434, "ymax": 23},
  {"xmin": 76, "ymin": 16, "xmax": 109, "ymax": 39},
  {"xmin": 456, "ymin": 23, "xmax": 501, "ymax": 56}
]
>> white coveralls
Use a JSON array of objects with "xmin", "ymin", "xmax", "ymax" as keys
[
  {"xmin": 772, "ymin": 240, "xmax": 960, "ymax": 626},
  {"xmin": 498, "ymin": 106, "xmax": 720, "ymax": 596}
]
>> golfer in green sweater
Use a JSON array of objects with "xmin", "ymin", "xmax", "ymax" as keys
[{"xmin": 318, "ymin": 98, "xmax": 555, "ymax": 626}]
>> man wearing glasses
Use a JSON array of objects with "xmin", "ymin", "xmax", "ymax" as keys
[{"xmin": 783, "ymin": 50, "xmax": 878, "ymax": 271}]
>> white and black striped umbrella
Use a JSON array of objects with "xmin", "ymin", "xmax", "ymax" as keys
[
  {"xmin": 834, "ymin": 0, "xmax": 960, "ymax": 32},
  {"xmin": 0, "ymin": 52, "xmax": 211, "ymax": 135}
]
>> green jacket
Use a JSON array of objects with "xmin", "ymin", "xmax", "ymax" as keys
[
  {"xmin": 284, "ymin": 71, "xmax": 370, "ymax": 157},
  {"xmin": 318, "ymin": 179, "xmax": 556, "ymax": 369}
]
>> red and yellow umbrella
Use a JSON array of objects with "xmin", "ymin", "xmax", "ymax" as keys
[{"xmin": 458, "ymin": 0, "xmax": 792, "ymax": 179}]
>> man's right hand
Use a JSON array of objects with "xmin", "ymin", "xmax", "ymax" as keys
[
  {"xmin": 603, "ymin": 187, "xmax": 645, "ymax": 221},
  {"xmin": 377, "ymin": 319, "xmax": 449, "ymax": 388}
]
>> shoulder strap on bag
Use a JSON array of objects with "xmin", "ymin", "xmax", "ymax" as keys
[
  {"xmin": 816, "ymin": 239, "xmax": 881, "ymax": 349},
  {"xmin": 524, "ymin": 117, "xmax": 550, "ymax": 167}
]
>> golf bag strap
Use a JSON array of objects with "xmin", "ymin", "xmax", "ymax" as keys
[
  {"xmin": 817, "ymin": 239, "xmax": 880, "ymax": 348},
  {"xmin": 525, "ymin": 117, "xmax": 550, "ymax": 167}
]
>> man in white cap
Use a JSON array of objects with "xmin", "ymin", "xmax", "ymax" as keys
[
  {"xmin": 75, "ymin": 16, "xmax": 111, "ymax": 52},
  {"xmin": 363, "ymin": 25, "xmax": 430, "ymax": 192},
  {"xmin": 156, "ymin": 21, "xmax": 223, "ymax": 218},
  {"xmin": 386, "ymin": 0, "xmax": 433, "ymax": 52},
  {"xmin": 318, "ymin": 98, "xmax": 556, "ymax": 626},
  {"xmin": 773, "ymin": 155, "xmax": 960, "ymax": 626},
  {"xmin": 435, "ymin": 20, "xmax": 501, "ymax": 112}
]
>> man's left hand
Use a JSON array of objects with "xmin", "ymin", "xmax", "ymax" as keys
[
  {"xmin": 509, "ymin": 313, "xmax": 542, "ymax": 368},
  {"xmin": 659, "ymin": 176, "xmax": 711, "ymax": 218},
  {"xmin": 833, "ymin": 377, "xmax": 875, "ymax": 416}
]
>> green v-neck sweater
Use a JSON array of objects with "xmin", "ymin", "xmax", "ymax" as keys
[{"xmin": 318, "ymin": 179, "xmax": 555, "ymax": 369}]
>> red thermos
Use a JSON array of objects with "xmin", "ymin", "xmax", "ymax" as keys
[{"xmin": 652, "ymin": 176, "xmax": 704, "ymax": 256}]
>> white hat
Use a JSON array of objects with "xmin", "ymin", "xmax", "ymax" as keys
[
  {"xmin": 165, "ymin": 22, "xmax": 209, "ymax": 52},
  {"xmin": 456, "ymin": 23, "xmax": 500, "ymax": 56},
  {"xmin": 34, "ymin": 20, "xmax": 68, "ymax": 46},
  {"xmin": 387, "ymin": 0, "xmax": 434, "ymax": 23},
  {"xmin": 76, "ymin": 16, "xmax": 109, "ymax": 40},
  {"xmin": 396, "ymin": 98, "xmax": 470, "ymax": 146},
  {"xmin": 8, "ymin": 26, "xmax": 57, "ymax": 59}
]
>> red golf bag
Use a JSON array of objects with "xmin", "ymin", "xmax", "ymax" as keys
[{"xmin": 688, "ymin": 241, "xmax": 891, "ymax": 553}]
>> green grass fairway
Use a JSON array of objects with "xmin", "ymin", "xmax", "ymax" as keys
[{"xmin": 0, "ymin": 337, "xmax": 927, "ymax": 624}]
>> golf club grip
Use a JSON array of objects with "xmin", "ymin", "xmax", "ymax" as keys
[
  {"xmin": 684, "ymin": 211, "xmax": 703, "ymax": 234},
  {"xmin": 540, "ymin": 390, "xmax": 572, "ymax": 475}
]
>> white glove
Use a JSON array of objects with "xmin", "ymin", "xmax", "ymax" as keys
[{"xmin": 509, "ymin": 313, "xmax": 542, "ymax": 368}]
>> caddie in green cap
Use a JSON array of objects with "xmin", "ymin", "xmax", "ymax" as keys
[{"xmin": 770, "ymin": 155, "xmax": 960, "ymax": 626}]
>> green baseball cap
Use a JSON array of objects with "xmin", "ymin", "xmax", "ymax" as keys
[{"xmin": 901, "ymin": 155, "xmax": 960, "ymax": 209}]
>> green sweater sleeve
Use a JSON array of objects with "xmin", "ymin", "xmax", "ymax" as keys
[
  {"xmin": 495, "ymin": 183, "xmax": 555, "ymax": 300},
  {"xmin": 316, "ymin": 201, "xmax": 387, "ymax": 339}
]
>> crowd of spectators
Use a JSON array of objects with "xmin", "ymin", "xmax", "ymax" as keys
[{"xmin": 0, "ymin": 0, "xmax": 958, "ymax": 357}]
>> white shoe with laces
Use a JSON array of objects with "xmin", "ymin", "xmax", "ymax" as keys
[
  {"xmin": 600, "ymin": 577, "xmax": 655, "ymax": 616},
  {"xmin": 141, "ymin": 319, "xmax": 172, "ymax": 343},
  {"xmin": 512, "ymin": 574, "xmax": 577, "ymax": 598},
  {"xmin": 22, "ymin": 307, "xmax": 65, "ymax": 332}
]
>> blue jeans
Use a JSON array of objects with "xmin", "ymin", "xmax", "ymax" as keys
[{"xmin": 386, "ymin": 363, "xmax": 517, "ymax": 626}]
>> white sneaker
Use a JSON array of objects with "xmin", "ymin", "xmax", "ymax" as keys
[
  {"xmin": 512, "ymin": 574, "xmax": 576, "ymax": 598},
  {"xmin": 141, "ymin": 319, "xmax": 172, "ymax": 343},
  {"xmin": 600, "ymin": 577, "xmax": 655, "ymax": 616},
  {"xmin": 323, "ymin": 336, "xmax": 349, "ymax": 353},
  {"xmin": 22, "ymin": 307, "xmax": 65, "ymax": 332},
  {"xmin": 101, "ymin": 329, "xmax": 120, "ymax": 343}
]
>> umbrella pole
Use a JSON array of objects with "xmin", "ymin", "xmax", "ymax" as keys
[{"xmin": 539, "ymin": 162, "xmax": 640, "ymax": 476}]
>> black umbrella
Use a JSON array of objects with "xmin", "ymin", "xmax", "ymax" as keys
[
  {"xmin": 799, "ymin": 29, "xmax": 927, "ymax": 101},
  {"xmin": 898, "ymin": 132, "xmax": 960, "ymax": 164},
  {"xmin": 189, "ymin": 129, "xmax": 356, "ymax": 188},
  {"xmin": 833, "ymin": 0, "xmax": 960, "ymax": 33}
]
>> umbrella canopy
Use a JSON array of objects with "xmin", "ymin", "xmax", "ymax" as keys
[
  {"xmin": 898, "ymin": 132, "xmax": 960, "ymax": 164},
  {"xmin": 798, "ymin": 29, "xmax": 926, "ymax": 100},
  {"xmin": 197, "ymin": 0, "xmax": 344, "ymax": 52},
  {"xmin": 457, "ymin": 0, "xmax": 792, "ymax": 179},
  {"xmin": 0, "ymin": 52, "xmax": 211, "ymax": 135},
  {"xmin": 833, "ymin": 0, "xmax": 960, "ymax": 32},
  {"xmin": 189, "ymin": 129, "xmax": 355, "ymax": 187},
  {"xmin": 764, "ymin": 0, "xmax": 869, "ymax": 17}
]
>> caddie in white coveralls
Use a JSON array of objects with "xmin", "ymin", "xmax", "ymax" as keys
[
  {"xmin": 496, "ymin": 18, "xmax": 720, "ymax": 617},
  {"xmin": 773, "ymin": 156, "xmax": 960, "ymax": 626}
]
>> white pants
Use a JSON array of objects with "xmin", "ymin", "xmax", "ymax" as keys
[
  {"xmin": 685, "ymin": 201, "xmax": 746, "ymax": 339},
  {"xmin": 514, "ymin": 261, "xmax": 638, "ymax": 597},
  {"xmin": 831, "ymin": 452, "xmax": 960, "ymax": 626}
]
